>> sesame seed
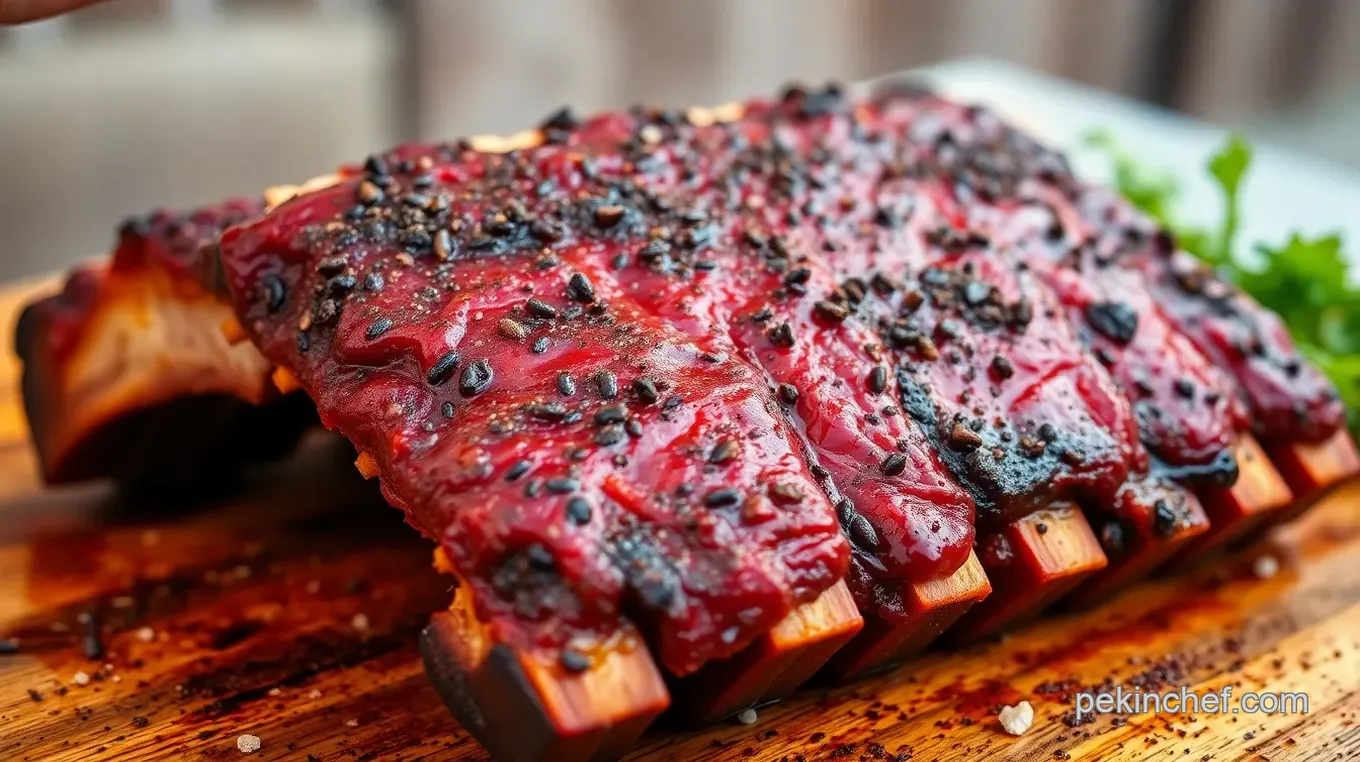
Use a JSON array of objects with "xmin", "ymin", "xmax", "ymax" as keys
[
  {"xmin": 433, "ymin": 229, "xmax": 454, "ymax": 261},
  {"xmin": 594, "ymin": 205, "xmax": 626, "ymax": 228},
  {"xmin": 880, "ymin": 452, "xmax": 908, "ymax": 476},
  {"xmin": 364, "ymin": 154, "xmax": 389, "ymax": 176},
  {"xmin": 768, "ymin": 322, "xmax": 795, "ymax": 347},
  {"xmin": 529, "ymin": 403, "xmax": 568, "ymax": 422},
  {"xmin": 991, "ymin": 355, "xmax": 1015, "ymax": 379},
  {"xmin": 427, "ymin": 351, "xmax": 460, "ymax": 385},
  {"xmin": 356, "ymin": 181, "xmax": 384, "ymax": 205},
  {"xmin": 595, "ymin": 425, "xmax": 626, "ymax": 446},
  {"xmin": 632, "ymin": 377, "xmax": 660, "ymax": 405},
  {"xmin": 868, "ymin": 365, "xmax": 888, "ymax": 394},
  {"xmin": 260, "ymin": 275, "xmax": 287, "ymax": 314},
  {"xmin": 498, "ymin": 318, "xmax": 529, "ymax": 341},
  {"xmin": 545, "ymin": 478, "xmax": 579, "ymax": 494},
  {"xmin": 596, "ymin": 370, "xmax": 619, "ymax": 399},
  {"xmin": 948, "ymin": 423, "xmax": 984, "ymax": 450},
  {"xmin": 1174, "ymin": 378, "xmax": 1195, "ymax": 399},
  {"xmin": 526, "ymin": 298, "xmax": 558, "ymax": 319},
  {"xmin": 813, "ymin": 300, "xmax": 849, "ymax": 322},
  {"xmin": 566, "ymin": 273, "xmax": 596, "ymax": 303},
  {"xmin": 541, "ymin": 106, "xmax": 579, "ymax": 132},
  {"xmin": 459, "ymin": 359, "xmax": 494, "ymax": 397},
  {"xmin": 314, "ymin": 299, "xmax": 340, "ymax": 325},
  {"xmin": 560, "ymin": 647, "xmax": 590, "ymax": 673},
  {"xmin": 595, "ymin": 404, "xmax": 628, "ymax": 425},
  {"xmin": 1253, "ymin": 554, "xmax": 1279, "ymax": 579},
  {"xmin": 849, "ymin": 514, "xmax": 880, "ymax": 549},
  {"xmin": 365, "ymin": 317, "xmax": 392, "ymax": 340},
  {"xmin": 506, "ymin": 460, "xmax": 531, "ymax": 481},
  {"xmin": 566, "ymin": 498, "xmax": 592, "ymax": 524},
  {"xmin": 708, "ymin": 438, "xmax": 739, "ymax": 464},
  {"xmin": 704, "ymin": 489, "xmax": 741, "ymax": 508}
]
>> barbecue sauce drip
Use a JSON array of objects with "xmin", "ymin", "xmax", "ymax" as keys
[{"xmin": 219, "ymin": 84, "xmax": 1346, "ymax": 660}]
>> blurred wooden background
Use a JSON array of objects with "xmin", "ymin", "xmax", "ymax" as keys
[{"xmin": 2, "ymin": 0, "xmax": 1359, "ymax": 279}]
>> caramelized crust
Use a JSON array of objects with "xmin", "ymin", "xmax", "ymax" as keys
[
  {"xmin": 17, "ymin": 202, "xmax": 313, "ymax": 488},
  {"xmin": 14, "ymin": 83, "xmax": 1359, "ymax": 762}
]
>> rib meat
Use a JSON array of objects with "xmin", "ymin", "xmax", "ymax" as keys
[
  {"xmin": 15, "ymin": 201, "xmax": 313, "ymax": 489},
  {"xmin": 13, "ymin": 82, "xmax": 1360, "ymax": 762},
  {"xmin": 217, "ymin": 144, "xmax": 851, "ymax": 676}
]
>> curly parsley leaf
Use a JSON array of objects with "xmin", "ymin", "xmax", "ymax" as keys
[{"xmin": 1086, "ymin": 131, "xmax": 1359, "ymax": 434}]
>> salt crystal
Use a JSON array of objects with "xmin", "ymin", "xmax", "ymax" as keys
[
  {"xmin": 998, "ymin": 700, "xmax": 1034, "ymax": 736},
  {"xmin": 735, "ymin": 708, "xmax": 758, "ymax": 725},
  {"xmin": 1253, "ymin": 554, "xmax": 1279, "ymax": 580},
  {"xmin": 72, "ymin": 671, "xmax": 90, "ymax": 686},
  {"xmin": 236, "ymin": 734, "xmax": 262, "ymax": 753},
  {"xmin": 135, "ymin": 627, "xmax": 156, "ymax": 643},
  {"xmin": 352, "ymin": 613, "xmax": 370, "ymax": 632}
]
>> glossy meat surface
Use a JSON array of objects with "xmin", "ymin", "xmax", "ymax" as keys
[
  {"xmin": 1073, "ymin": 186, "xmax": 1346, "ymax": 445},
  {"xmin": 220, "ymin": 140, "xmax": 855, "ymax": 674},
  {"xmin": 217, "ymin": 85, "xmax": 1344, "ymax": 667}
]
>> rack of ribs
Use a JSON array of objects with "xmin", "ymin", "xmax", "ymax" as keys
[
  {"xmin": 1072, "ymin": 184, "xmax": 1358, "ymax": 531},
  {"xmin": 14, "ymin": 82, "xmax": 1359, "ymax": 762}
]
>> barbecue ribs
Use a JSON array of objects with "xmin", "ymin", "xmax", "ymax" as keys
[{"xmin": 14, "ymin": 82, "xmax": 1359, "ymax": 762}]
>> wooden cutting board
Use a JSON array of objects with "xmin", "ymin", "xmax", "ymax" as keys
[{"xmin": 2, "ymin": 277, "xmax": 1358, "ymax": 762}]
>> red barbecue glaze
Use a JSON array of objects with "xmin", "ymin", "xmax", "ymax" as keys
[{"xmin": 215, "ymin": 85, "xmax": 1346, "ymax": 669}]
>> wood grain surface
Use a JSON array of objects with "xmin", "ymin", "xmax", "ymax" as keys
[{"xmin": 2, "ymin": 277, "xmax": 1358, "ymax": 762}]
